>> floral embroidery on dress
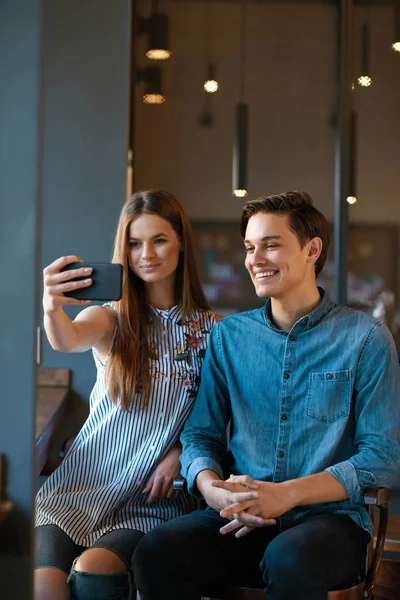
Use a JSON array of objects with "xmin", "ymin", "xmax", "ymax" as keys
[
  {"xmin": 149, "ymin": 364, "xmax": 166, "ymax": 381},
  {"xmin": 172, "ymin": 316, "xmax": 211, "ymax": 399},
  {"xmin": 148, "ymin": 343, "xmax": 159, "ymax": 361},
  {"xmin": 147, "ymin": 312, "xmax": 213, "ymax": 399}
]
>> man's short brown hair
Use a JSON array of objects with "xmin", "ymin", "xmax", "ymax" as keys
[{"xmin": 240, "ymin": 191, "xmax": 330, "ymax": 277}]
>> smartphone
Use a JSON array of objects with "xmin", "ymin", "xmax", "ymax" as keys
[{"xmin": 61, "ymin": 262, "xmax": 123, "ymax": 301}]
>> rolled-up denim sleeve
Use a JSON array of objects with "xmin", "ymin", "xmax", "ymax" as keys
[
  {"xmin": 325, "ymin": 322, "xmax": 400, "ymax": 503},
  {"xmin": 180, "ymin": 324, "xmax": 231, "ymax": 496}
]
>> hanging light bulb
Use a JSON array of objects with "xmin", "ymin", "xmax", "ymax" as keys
[
  {"xmin": 138, "ymin": 67, "xmax": 166, "ymax": 104},
  {"xmin": 346, "ymin": 112, "xmax": 357, "ymax": 206},
  {"xmin": 392, "ymin": 0, "xmax": 400, "ymax": 51},
  {"xmin": 146, "ymin": 14, "xmax": 171, "ymax": 60},
  {"xmin": 204, "ymin": 62, "xmax": 218, "ymax": 93},
  {"xmin": 233, "ymin": 103, "xmax": 248, "ymax": 198},
  {"xmin": 137, "ymin": 4, "xmax": 171, "ymax": 61},
  {"xmin": 357, "ymin": 24, "xmax": 372, "ymax": 87},
  {"xmin": 232, "ymin": 1, "xmax": 248, "ymax": 198}
]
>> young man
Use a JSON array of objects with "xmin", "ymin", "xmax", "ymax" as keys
[{"xmin": 133, "ymin": 191, "xmax": 400, "ymax": 600}]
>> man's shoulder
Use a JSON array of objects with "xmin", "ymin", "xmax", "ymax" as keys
[
  {"xmin": 327, "ymin": 303, "xmax": 391, "ymax": 348},
  {"xmin": 329, "ymin": 302, "xmax": 383, "ymax": 330}
]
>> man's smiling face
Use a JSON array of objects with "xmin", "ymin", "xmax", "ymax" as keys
[{"xmin": 244, "ymin": 212, "xmax": 315, "ymax": 299}]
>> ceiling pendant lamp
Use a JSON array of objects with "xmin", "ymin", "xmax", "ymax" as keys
[
  {"xmin": 233, "ymin": 104, "xmax": 248, "ymax": 198},
  {"xmin": 357, "ymin": 23, "xmax": 372, "ymax": 87},
  {"xmin": 138, "ymin": 66, "xmax": 165, "ymax": 104},
  {"xmin": 233, "ymin": 0, "xmax": 248, "ymax": 198},
  {"xmin": 392, "ymin": 0, "xmax": 400, "ymax": 52},
  {"xmin": 138, "ymin": 1, "xmax": 171, "ymax": 61},
  {"xmin": 203, "ymin": 3, "xmax": 219, "ymax": 93},
  {"xmin": 204, "ymin": 62, "xmax": 218, "ymax": 94},
  {"xmin": 346, "ymin": 111, "xmax": 358, "ymax": 205}
]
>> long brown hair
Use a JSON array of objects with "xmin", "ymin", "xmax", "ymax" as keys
[{"xmin": 106, "ymin": 189, "xmax": 209, "ymax": 410}]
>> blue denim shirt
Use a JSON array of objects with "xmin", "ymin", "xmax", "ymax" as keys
[{"xmin": 180, "ymin": 289, "xmax": 400, "ymax": 535}]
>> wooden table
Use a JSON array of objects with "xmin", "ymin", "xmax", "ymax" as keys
[{"xmin": 36, "ymin": 368, "xmax": 71, "ymax": 476}]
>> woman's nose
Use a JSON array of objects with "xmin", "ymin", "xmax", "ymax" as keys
[{"xmin": 142, "ymin": 243, "xmax": 155, "ymax": 259}]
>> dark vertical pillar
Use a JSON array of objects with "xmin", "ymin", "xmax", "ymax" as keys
[
  {"xmin": 333, "ymin": 0, "xmax": 354, "ymax": 305},
  {"xmin": 128, "ymin": 0, "xmax": 137, "ymax": 196},
  {"xmin": 0, "ymin": 1, "xmax": 43, "ymax": 597}
]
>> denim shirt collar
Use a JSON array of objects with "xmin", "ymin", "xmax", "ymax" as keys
[{"xmin": 263, "ymin": 287, "xmax": 333, "ymax": 333}]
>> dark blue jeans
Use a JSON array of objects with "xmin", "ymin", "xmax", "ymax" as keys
[{"xmin": 133, "ymin": 508, "xmax": 370, "ymax": 600}]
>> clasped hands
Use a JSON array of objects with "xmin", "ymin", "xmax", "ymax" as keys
[{"xmin": 209, "ymin": 475, "xmax": 293, "ymax": 539}]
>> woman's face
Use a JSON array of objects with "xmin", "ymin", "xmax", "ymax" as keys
[{"xmin": 127, "ymin": 214, "xmax": 181, "ymax": 286}]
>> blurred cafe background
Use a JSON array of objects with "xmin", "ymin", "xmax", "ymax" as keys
[{"xmin": 1, "ymin": 0, "xmax": 400, "ymax": 597}]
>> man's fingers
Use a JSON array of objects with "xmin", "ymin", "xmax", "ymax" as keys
[
  {"xmin": 211, "ymin": 481, "xmax": 259, "ymax": 503},
  {"xmin": 228, "ymin": 474, "xmax": 259, "ymax": 489},
  {"xmin": 219, "ymin": 519, "xmax": 242, "ymax": 535},
  {"xmin": 235, "ymin": 526, "xmax": 255, "ymax": 539},
  {"xmin": 210, "ymin": 480, "xmax": 238, "ymax": 492},
  {"xmin": 234, "ymin": 512, "xmax": 275, "ymax": 527},
  {"xmin": 220, "ymin": 500, "xmax": 257, "ymax": 519}
]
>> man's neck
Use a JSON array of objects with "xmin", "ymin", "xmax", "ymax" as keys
[{"xmin": 270, "ymin": 285, "xmax": 321, "ymax": 333}]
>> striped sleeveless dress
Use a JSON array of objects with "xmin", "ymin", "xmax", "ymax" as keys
[{"xmin": 35, "ymin": 305, "xmax": 217, "ymax": 547}]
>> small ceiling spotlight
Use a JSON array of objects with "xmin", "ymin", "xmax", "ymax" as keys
[
  {"xmin": 137, "ymin": 12, "xmax": 171, "ymax": 60},
  {"xmin": 204, "ymin": 62, "xmax": 219, "ymax": 93},
  {"xmin": 346, "ymin": 196, "xmax": 357, "ymax": 205},
  {"xmin": 137, "ymin": 67, "xmax": 165, "ymax": 104}
]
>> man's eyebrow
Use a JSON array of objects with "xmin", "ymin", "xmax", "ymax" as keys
[
  {"xmin": 128, "ymin": 232, "xmax": 169, "ymax": 241},
  {"xmin": 244, "ymin": 235, "xmax": 282, "ymax": 244}
]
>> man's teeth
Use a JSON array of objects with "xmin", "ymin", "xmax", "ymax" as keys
[{"xmin": 255, "ymin": 271, "xmax": 276, "ymax": 279}]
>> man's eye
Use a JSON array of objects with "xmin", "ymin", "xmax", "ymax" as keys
[{"xmin": 245, "ymin": 247, "xmax": 254, "ymax": 253}]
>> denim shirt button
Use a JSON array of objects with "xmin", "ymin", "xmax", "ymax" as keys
[
  {"xmin": 327, "ymin": 373, "xmax": 333, "ymax": 379},
  {"xmin": 284, "ymin": 372, "xmax": 290, "ymax": 379},
  {"xmin": 289, "ymin": 335, "xmax": 296, "ymax": 342},
  {"xmin": 281, "ymin": 414, "xmax": 288, "ymax": 421},
  {"xmin": 278, "ymin": 450, "xmax": 284, "ymax": 458}
]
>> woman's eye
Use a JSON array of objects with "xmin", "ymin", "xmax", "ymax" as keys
[
  {"xmin": 154, "ymin": 238, "xmax": 167, "ymax": 244},
  {"xmin": 129, "ymin": 241, "xmax": 140, "ymax": 248}
]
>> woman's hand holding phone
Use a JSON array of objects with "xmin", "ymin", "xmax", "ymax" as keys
[{"xmin": 42, "ymin": 255, "xmax": 93, "ymax": 313}]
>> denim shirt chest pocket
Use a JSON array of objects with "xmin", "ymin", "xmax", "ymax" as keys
[{"xmin": 307, "ymin": 369, "xmax": 352, "ymax": 423}]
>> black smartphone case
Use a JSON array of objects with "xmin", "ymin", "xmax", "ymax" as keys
[{"xmin": 62, "ymin": 262, "xmax": 123, "ymax": 301}]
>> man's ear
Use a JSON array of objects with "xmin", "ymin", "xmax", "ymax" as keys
[{"xmin": 307, "ymin": 237, "xmax": 322, "ymax": 266}]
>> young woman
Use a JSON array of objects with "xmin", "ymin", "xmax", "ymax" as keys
[{"xmin": 35, "ymin": 190, "xmax": 218, "ymax": 600}]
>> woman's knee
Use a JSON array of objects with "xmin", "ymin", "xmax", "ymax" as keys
[
  {"xmin": 74, "ymin": 548, "xmax": 127, "ymax": 575},
  {"xmin": 34, "ymin": 567, "xmax": 69, "ymax": 600},
  {"xmin": 70, "ymin": 548, "xmax": 133, "ymax": 600}
]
